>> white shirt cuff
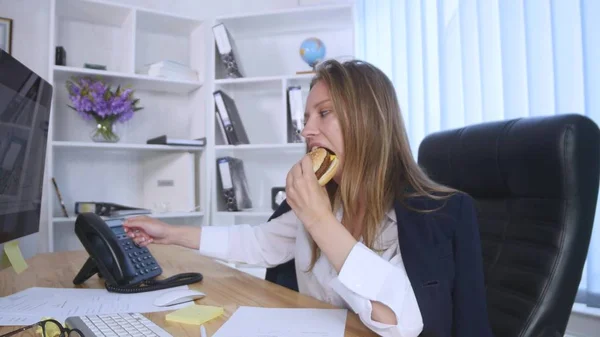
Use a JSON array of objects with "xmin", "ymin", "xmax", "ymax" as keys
[
  {"xmin": 198, "ymin": 226, "xmax": 230, "ymax": 261},
  {"xmin": 331, "ymin": 242, "xmax": 423, "ymax": 336},
  {"xmin": 329, "ymin": 277, "xmax": 395, "ymax": 330}
]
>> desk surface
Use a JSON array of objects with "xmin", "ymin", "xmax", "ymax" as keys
[{"xmin": 0, "ymin": 245, "xmax": 376, "ymax": 336}]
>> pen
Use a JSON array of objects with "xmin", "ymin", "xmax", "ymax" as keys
[{"xmin": 201, "ymin": 325, "xmax": 208, "ymax": 337}]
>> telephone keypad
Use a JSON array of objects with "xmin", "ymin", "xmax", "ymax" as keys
[{"xmin": 120, "ymin": 237, "xmax": 161, "ymax": 281}]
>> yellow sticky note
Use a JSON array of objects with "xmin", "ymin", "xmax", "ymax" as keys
[
  {"xmin": 1, "ymin": 250, "xmax": 10, "ymax": 269},
  {"xmin": 37, "ymin": 317, "xmax": 61, "ymax": 337},
  {"xmin": 166, "ymin": 304, "xmax": 224, "ymax": 325},
  {"xmin": 3, "ymin": 240, "xmax": 28, "ymax": 273}
]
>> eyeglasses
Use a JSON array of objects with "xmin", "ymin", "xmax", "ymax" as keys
[{"xmin": 0, "ymin": 319, "xmax": 84, "ymax": 337}]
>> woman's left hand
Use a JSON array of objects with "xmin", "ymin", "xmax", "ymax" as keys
[{"xmin": 286, "ymin": 155, "xmax": 333, "ymax": 230}]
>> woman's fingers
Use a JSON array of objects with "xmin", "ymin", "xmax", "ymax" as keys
[
  {"xmin": 126, "ymin": 229, "xmax": 142, "ymax": 239},
  {"xmin": 134, "ymin": 236, "xmax": 149, "ymax": 246},
  {"xmin": 133, "ymin": 233, "xmax": 154, "ymax": 246},
  {"xmin": 123, "ymin": 216, "xmax": 150, "ymax": 229},
  {"xmin": 300, "ymin": 155, "xmax": 317, "ymax": 183},
  {"xmin": 291, "ymin": 160, "xmax": 303, "ymax": 180}
]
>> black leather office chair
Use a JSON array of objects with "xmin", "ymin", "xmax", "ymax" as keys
[{"xmin": 418, "ymin": 114, "xmax": 600, "ymax": 337}]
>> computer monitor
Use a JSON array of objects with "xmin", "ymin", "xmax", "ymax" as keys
[{"xmin": 0, "ymin": 49, "xmax": 53, "ymax": 244}]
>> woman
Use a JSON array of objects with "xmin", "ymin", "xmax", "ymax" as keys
[{"xmin": 123, "ymin": 60, "xmax": 494, "ymax": 337}]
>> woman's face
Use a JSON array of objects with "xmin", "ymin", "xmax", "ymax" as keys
[{"xmin": 302, "ymin": 80, "xmax": 344, "ymax": 182}]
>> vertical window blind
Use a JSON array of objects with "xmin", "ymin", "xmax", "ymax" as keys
[{"xmin": 355, "ymin": 0, "xmax": 600, "ymax": 308}]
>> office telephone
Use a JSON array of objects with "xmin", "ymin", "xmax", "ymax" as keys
[{"xmin": 73, "ymin": 212, "xmax": 203, "ymax": 293}]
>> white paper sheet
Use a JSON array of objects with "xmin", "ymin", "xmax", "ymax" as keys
[
  {"xmin": 0, "ymin": 313, "xmax": 39, "ymax": 326},
  {"xmin": 213, "ymin": 306, "xmax": 348, "ymax": 337},
  {"xmin": 0, "ymin": 286, "xmax": 192, "ymax": 326}
]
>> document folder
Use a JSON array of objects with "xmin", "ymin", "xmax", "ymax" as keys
[
  {"xmin": 214, "ymin": 90, "xmax": 250, "ymax": 145},
  {"xmin": 287, "ymin": 86, "xmax": 304, "ymax": 143},
  {"xmin": 212, "ymin": 23, "xmax": 244, "ymax": 78},
  {"xmin": 217, "ymin": 157, "xmax": 252, "ymax": 211}
]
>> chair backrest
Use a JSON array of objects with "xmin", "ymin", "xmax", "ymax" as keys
[{"xmin": 417, "ymin": 114, "xmax": 600, "ymax": 337}]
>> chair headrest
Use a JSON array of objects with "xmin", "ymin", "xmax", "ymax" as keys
[{"xmin": 417, "ymin": 114, "xmax": 600, "ymax": 199}]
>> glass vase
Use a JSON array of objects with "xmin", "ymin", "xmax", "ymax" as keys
[{"xmin": 91, "ymin": 119, "xmax": 120, "ymax": 143}]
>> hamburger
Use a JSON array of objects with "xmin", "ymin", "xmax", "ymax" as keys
[{"xmin": 308, "ymin": 147, "xmax": 339, "ymax": 186}]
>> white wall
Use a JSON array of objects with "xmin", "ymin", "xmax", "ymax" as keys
[{"xmin": 566, "ymin": 304, "xmax": 600, "ymax": 336}]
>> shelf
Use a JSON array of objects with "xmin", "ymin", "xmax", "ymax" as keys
[
  {"xmin": 52, "ymin": 141, "xmax": 204, "ymax": 158},
  {"xmin": 53, "ymin": 211, "xmax": 204, "ymax": 223},
  {"xmin": 53, "ymin": 66, "xmax": 203, "ymax": 94},
  {"xmin": 214, "ymin": 74, "xmax": 315, "ymax": 85},
  {"xmin": 215, "ymin": 4, "xmax": 354, "ymax": 36},
  {"xmin": 53, "ymin": 141, "xmax": 204, "ymax": 151},
  {"xmin": 215, "ymin": 143, "xmax": 306, "ymax": 152},
  {"xmin": 215, "ymin": 210, "xmax": 274, "ymax": 217}
]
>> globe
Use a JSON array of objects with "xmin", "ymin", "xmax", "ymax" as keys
[{"xmin": 299, "ymin": 37, "xmax": 326, "ymax": 70}]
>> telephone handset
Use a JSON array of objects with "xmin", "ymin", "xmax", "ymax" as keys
[{"xmin": 72, "ymin": 212, "xmax": 203, "ymax": 293}]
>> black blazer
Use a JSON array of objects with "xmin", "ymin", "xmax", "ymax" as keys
[{"xmin": 265, "ymin": 192, "xmax": 494, "ymax": 337}]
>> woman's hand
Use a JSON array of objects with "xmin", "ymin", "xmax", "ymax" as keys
[
  {"xmin": 122, "ymin": 216, "xmax": 173, "ymax": 247},
  {"xmin": 286, "ymin": 155, "xmax": 334, "ymax": 230}
]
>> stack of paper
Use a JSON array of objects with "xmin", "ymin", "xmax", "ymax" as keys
[
  {"xmin": 212, "ymin": 306, "xmax": 348, "ymax": 337},
  {"xmin": 142, "ymin": 60, "xmax": 198, "ymax": 81},
  {"xmin": 0, "ymin": 286, "xmax": 191, "ymax": 326}
]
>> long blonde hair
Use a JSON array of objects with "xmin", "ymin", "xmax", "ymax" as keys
[{"xmin": 306, "ymin": 59, "xmax": 455, "ymax": 270}]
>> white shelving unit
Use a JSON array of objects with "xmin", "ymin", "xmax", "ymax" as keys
[
  {"xmin": 45, "ymin": 0, "xmax": 211, "ymax": 252},
  {"xmin": 203, "ymin": 4, "xmax": 356, "ymax": 278},
  {"xmin": 208, "ymin": 4, "xmax": 356, "ymax": 226},
  {"xmin": 207, "ymin": 2, "xmax": 356, "ymax": 279},
  {"xmin": 42, "ymin": 0, "xmax": 356, "ymax": 261}
]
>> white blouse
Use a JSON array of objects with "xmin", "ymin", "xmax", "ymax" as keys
[{"xmin": 198, "ymin": 208, "xmax": 424, "ymax": 337}]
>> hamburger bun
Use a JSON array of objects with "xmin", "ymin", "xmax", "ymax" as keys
[{"xmin": 308, "ymin": 147, "xmax": 339, "ymax": 186}]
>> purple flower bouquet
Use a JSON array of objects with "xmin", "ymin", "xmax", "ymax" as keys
[{"xmin": 66, "ymin": 77, "xmax": 143, "ymax": 142}]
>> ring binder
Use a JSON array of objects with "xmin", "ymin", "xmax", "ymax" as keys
[
  {"xmin": 214, "ymin": 90, "xmax": 250, "ymax": 145},
  {"xmin": 212, "ymin": 23, "xmax": 244, "ymax": 78},
  {"xmin": 287, "ymin": 86, "xmax": 304, "ymax": 143},
  {"xmin": 217, "ymin": 157, "xmax": 252, "ymax": 211}
]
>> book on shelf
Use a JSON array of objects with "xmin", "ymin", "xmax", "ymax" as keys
[
  {"xmin": 139, "ymin": 60, "xmax": 199, "ymax": 81},
  {"xmin": 147, "ymin": 135, "xmax": 206, "ymax": 147},
  {"xmin": 213, "ymin": 90, "xmax": 250, "ymax": 145},
  {"xmin": 212, "ymin": 23, "xmax": 244, "ymax": 78}
]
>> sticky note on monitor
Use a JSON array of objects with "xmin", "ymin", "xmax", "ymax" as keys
[
  {"xmin": 2, "ymin": 240, "xmax": 28, "ymax": 273},
  {"xmin": 166, "ymin": 304, "xmax": 224, "ymax": 325},
  {"xmin": 1, "ymin": 251, "xmax": 10, "ymax": 269}
]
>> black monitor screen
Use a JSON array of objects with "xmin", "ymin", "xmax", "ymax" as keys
[{"xmin": 0, "ymin": 50, "xmax": 52, "ymax": 244}]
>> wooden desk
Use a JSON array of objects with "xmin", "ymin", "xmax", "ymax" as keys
[{"xmin": 0, "ymin": 245, "xmax": 376, "ymax": 336}]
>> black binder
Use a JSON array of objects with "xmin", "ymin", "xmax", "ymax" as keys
[
  {"xmin": 214, "ymin": 90, "xmax": 250, "ymax": 145},
  {"xmin": 212, "ymin": 23, "xmax": 244, "ymax": 78},
  {"xmin": 217, "ymin": 157, "xmax": 252, "ymax": 211},
  {"xmin": 74, "ymin": 202, "xmax": 151, "ymax": 217},
  {"xmin": 147, "ymin": 135, "xmax": 206, "ymax": 147},
  {"xmin": 286, "ymin": 86, "xmax": 304, "ymax": 143}
]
